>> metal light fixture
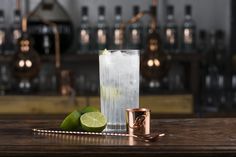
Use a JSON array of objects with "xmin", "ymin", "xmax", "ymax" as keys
[
  {"xmin": 141, "ymin": 6, "xmax": 170, "ymax": 87},
  {"xmin": 124, "ymin": 4, "xmax": 171, "ymax": 88},
  {"xmin": 12, "ymin": 16, "xmax": 41, "ymax": 93}
]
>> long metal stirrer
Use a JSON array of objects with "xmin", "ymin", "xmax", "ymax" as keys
[
  {"xmin": 32, "ymin": 128, "xmax": 133, "ymax": 137},
  {"xmin": 33, "ymin": 128, "xmax": 165, "ymax": 142}
]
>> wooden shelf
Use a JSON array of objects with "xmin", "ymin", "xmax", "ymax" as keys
[
  {"xmin": 0, "ymin": 52, "xmax": 202, "ymax": 64},
  {"xmin": 0, "ymin": 94, "xmax": 193, "ymax": 114},
  {"xmin": 169, "ymin": 53, "xmax": 202, "ymax": 62},
  {"xmin": 0, "ymin": 54, "xmax": 98, "ymax": 64},
  {"xmin": 42, "ymin": 54, "xmax": 99, "ymax": 63},
  {"xmin": 0, "ymin": 55, "xmax": 12, "ymax": 63}
]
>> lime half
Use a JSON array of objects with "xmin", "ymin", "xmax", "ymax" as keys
[
  {"xmin": 80, "ymin": 112, "xmax": 107, "ymax": 132},
  {"xmin": 60, "ymin": 110, "xmax": 81, "ymax": 131}
]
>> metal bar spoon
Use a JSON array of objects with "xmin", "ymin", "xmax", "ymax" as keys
[{"xmin": 32, "ymin": 128, "xmax": 165, "ymax": 142}]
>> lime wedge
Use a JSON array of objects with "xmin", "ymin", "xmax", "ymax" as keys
[
  {"xmin": 100, "ymin": 86, "xmax": 120, "ymax": 101},
  {"xmin": 100, "ymin": 49, "xmax": 110, "ymax": 55},
  {"xmin": 60, "ymin": 110, "xmax": 81, "ymax": 131},
  {"xmin": 80, "ymin": 112, "xmax": 107, "ymax": 132},
  {"xmin": 80, "ymin": 106, "xmax": 99, "ymax": 114}
]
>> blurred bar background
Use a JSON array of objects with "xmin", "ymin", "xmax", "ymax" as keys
[{"xmin": 0, "ymin": 0, "xmax": 234, "ymax": 116}]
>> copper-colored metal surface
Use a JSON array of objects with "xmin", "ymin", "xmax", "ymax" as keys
[
  {"xmin": 126, "ymin": 108, "xmax": 150, "ymax": 135},
  {"xmin": 59, "ymin": 69, "xmax": 73, "ymax": 96},
  {"xmin": 16, "ymin": 0, "xmax": 21, "ymax": 10},
  {"xmin": 22, "ymin": 16, "xmax": 27, "ymax": 32}
]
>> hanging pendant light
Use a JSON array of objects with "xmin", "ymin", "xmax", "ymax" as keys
[
  {"xmin": 12, "ymin": 16, "xmax": 41, "ymax": 93},
  {"xmin": 141, "ymin": 5, "xmax": 171, "ymax": 87}
]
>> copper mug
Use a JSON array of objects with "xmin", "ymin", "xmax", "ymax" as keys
[{"xmin": 126, "ymin": 108, "xmax": 150, "ymax": 135}]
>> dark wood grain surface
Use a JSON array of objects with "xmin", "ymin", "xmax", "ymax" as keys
[{"xmin": 0, "ymin": 115, "xmax": 236, "ymax": 157}]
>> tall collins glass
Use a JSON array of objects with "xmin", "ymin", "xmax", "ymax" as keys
[{"xmin": 99, "ymin": 50, "xmax": 139, "ymax": 132}]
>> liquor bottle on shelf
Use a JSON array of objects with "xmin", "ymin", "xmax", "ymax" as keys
[
  {"xmin": 142, "ymin": 5, "xmax": 161, "ymax": 52},
  {"xmin": 167, "ymin": 62, "xmax": 185, "ymax": 92},
  {"xmin": 38, "ymin": 63, "xmax": 57, "ymax": 93},
  {"xmin": 10, "ymin": 10, "xmax": 22, "ymax": 53},
  {"xmin": 41, "ymin": 25, "xmax": 51, "ymax": 55},
  {"xmin": 214, "ymin": 30, "xmax": 226, "ymax": 71},
  {"xmin": 78, "ymin": 6, "xmax": 91, "ymax": 53},
  {"xmin": 95, "ymin": 6, "xmax": 108, "ymax": 51},
  {"xmin": 0, "ymin": 64, "xmax": 11, "ymax": 95},
  {"xmin": 231, "ymin": 57, "xmax": 236, "ymax": 111},
  {"xmin": 111, "ymin": 6, "xmax": 125, "ymax": 49},
  {"xmin": 202, "ymin": 65, "xmax": 221, "ymax": 113},
  {"xmin": 202, "ymin": 30, "xmax": 226, "ymax": 112},
  {"xmin": 127, "ymin": 5, "xmax": 143, "ymax": 49},
  {"xmin": 213, "ymin": 30, "xmax": 230, "ymax": 112},
  {"xmin": 231, "ymin": 40, "xmax": 236, "ymax": 106},
  {"xmin": 198, "ymin": 30, "xmax": 208, "ymax": 54},
  {"xmin": 0, "ymin": 10, "xmax": 6, "ymax": 55},
  {"xmin": 164, "ymin": 5, "xmax": 178, "ymax": 53},
  {"xmin": 181, "ymin": 5, "xmax": 196, "ymax": 53},
  {"xmin": 146, "ymin": 5, "xmax": 161, "ymax": 33},
  {"xmin": 198, "ymin": 30, "xmax": 209, "ymax": 71},
  {"xmin": 203, "ymin": 94, "xmax": 219, "ymax": 113}
]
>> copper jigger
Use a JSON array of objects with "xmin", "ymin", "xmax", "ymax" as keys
[{"xmin": 126, "ymin": 108, "xmax": 150, "ymax": 135}]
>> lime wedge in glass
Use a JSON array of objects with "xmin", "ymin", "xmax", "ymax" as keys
[
  {"xmin": 100, "ymin": 86, "xmax": 120, "ymax": 101},
  {"xmin": 99, "ymin": 49, "xmax": 110, "ymax": 55},
  {"xmin": 60, "ymin": 110, "xmax": 81, "ymax": 131},
  {"xmin": 80, "ymin": 106, "xmax": 99, "ymax": 114},
  {"xmin": 80, "ymin": 112, "xmax": 107, "ymax": 132}
]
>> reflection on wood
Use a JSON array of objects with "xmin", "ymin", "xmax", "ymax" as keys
[{"xmin": 34, "ymin": 132, "xmax": 138, "ymax": 145}]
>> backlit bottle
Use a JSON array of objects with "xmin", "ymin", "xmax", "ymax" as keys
[
  {"xmin": 6, "ymin": 10, "xmax": 22, "ymax": 55},
  {"xmin": 0, "ymin": 10, "xmax": 6, "ymax": 55},
  {"xmin": 181, "ymin": 5, "xmax": 196, "ymax": 53},
  {"xmin": 128, "ymin": 5, "xmax": 143, "ymax": 49},
  {"xmin": 164, "ymin": 5, "xmax": 178, "ymax": 53},
  {"xmin": 112, "ymin": 6, "xmax": 125, "ymax": 49},
  {"xmin": 78, "ymin": 6, "xmax": 91, "ymax": 53},
  {"xmin": 95, "ymin": 6, "xmax": 108, "ymax": 50}
]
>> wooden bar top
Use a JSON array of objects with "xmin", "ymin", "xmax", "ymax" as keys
[{"xmin": 0, "ymin": 115, "xmax": 236, "ymax": 157}]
